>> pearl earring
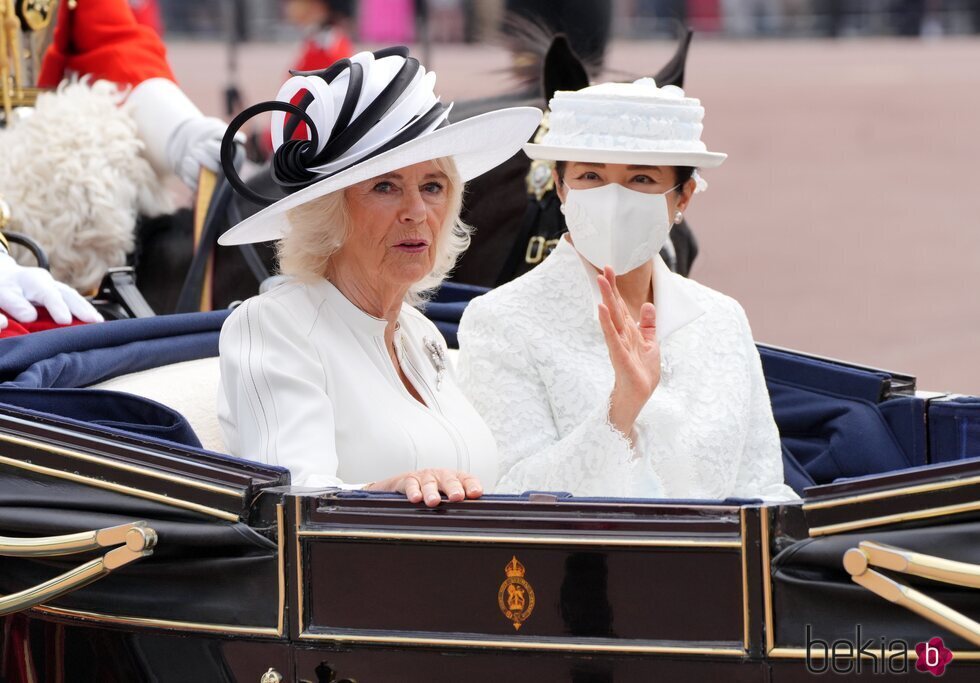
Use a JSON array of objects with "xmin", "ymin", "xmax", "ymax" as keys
[{"xmin": 673, "ymin": 211, "xmax": 683, "ymax": 225}]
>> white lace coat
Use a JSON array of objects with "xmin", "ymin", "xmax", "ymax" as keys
[{"xmin": 456, "ymin": 239, "xmax": 797, "ymax": 501}]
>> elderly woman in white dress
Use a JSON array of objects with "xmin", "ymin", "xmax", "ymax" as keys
[
  {"xmin": 457, "ymin": 79, "xmax": 796, "ymax": 501},
  {"xmin": 215, "ymin": 48, "xmax": 539, "ymax": 505}
]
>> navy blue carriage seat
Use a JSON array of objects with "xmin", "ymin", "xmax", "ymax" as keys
[{"xmin": 0, "ymin": 283, "xmax": 977, "ymax": 496}]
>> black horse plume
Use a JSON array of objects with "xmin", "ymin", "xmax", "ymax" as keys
[
  {"xmin": 652, "ymin": 26, "xmax": 693, "ymax": 89},
  {"xmin": 541, "ymin": 25, "xmax": 693, "ymax": 104},
  {"xmin": 542, "ymin": 35, "xmax": 590, "ymax": 103}
]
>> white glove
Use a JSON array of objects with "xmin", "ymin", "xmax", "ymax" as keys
[
  {"xmin": 0, "ymin": 253, "xmax": 104, "ymax": 329},
  {"xmin": 168, "ymin": 115, "xmax": 243, "ymax": 191},
  {"xmin": 128, "ymin": 78, "xmax": 243, "ymax": 191}
]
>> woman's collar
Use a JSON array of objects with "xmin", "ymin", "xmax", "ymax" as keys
[
  {"xmin": 318, "ymin": 279, "xmax": 392, "ymax": 337},
  {"xmin": 556, "ymin": 238, "xmax": 705, "ymax": 342}
]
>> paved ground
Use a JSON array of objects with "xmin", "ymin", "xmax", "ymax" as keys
[{"xmin": 169, "ymin": 38, "xmax": 980, "ymax": 393}]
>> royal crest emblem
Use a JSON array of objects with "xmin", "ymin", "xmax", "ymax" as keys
[
  {"xmin": 18, "ymin": 0, "xmax": 56, "ymax": 31},
  {"xmin": 497, "ymin": 556, "xmax": 535, "ymax": 631}
]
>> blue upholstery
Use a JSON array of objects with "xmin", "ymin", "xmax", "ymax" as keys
[
  {"xmin": 0, "ymin": 311, "xmax": 229, "ymax": 387},
  {"xmin": 759, "ymin": 345, "xmax": 891, "ymax": 403},
  {"xmin": 0, "ymin": 387, "xmax": 202, "ymax": 447},
  {"xmin": 760, "ymin": 346, "xmax": 927, "ymax": 492},
  {"xmin": 781, "ymin": 444, "xmax": 816, "ymax": 492},
  {"xmin": 928, "ymin": 396, "xmax": 980, "ymax": 463},
  {"xmin": 766, "ymin": 378, "xmax": 915, "ymax": 486},
  {"xmin": 0, "ymin": 312, "xmax": 227, "ymax": 457},
  {"xmin": 426, "ymin": 282, "xmax": 489, "ymax": 348},
  {"xmin": 880, "ymin": 395, "xmax": 929, "ymax": 467}
]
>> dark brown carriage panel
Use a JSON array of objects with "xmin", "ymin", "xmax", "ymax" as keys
[
  {"xmin": 294, "ymin": 493, "xmax": 756, "ymax": 653},
  {"xmin": 803, "ymin": 471, "xmax": 980, "ymax": 538},
  {"xmin": 4, "ymin": 615, "xmax": 293, "ymax": 683},
  {"xmin": 302, "ymin": 539, "xmax": 744, "ymax": 642},
  {"xmin": 294, "ymin": 645, "xmax": 771, "ymax": 683},
  {"xmin": 0, "ymin": 407, "xmax": 288, "ymax": 522},
  {"xmin": 304, "ymin": 491, "xmax": 746, "ymax": 535}
]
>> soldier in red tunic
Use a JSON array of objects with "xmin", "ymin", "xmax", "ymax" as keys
[
  {"xmin": 284, "ymin": 0, "xmax": 354, "ymax": 74},
  {"xmin": 0, "ymin": 0, "xmax": 233, "ymax": 337},
  {"xmin": 257, "ymin": 0, "xmax": 353, "ymax": 155},
  {"xmin": 37, "ymin": 0, "xmax": 230, "ymax": 190}
]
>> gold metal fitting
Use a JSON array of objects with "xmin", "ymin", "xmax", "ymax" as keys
[{"xmin": 843, "ymin": 540, "xmax": 980, "ymax": 646}]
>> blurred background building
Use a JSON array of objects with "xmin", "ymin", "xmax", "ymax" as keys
[{"xmin": 155, "ymin": 0, "xmax": 980, "ymax": 41}]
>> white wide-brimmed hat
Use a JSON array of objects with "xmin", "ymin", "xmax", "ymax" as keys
[
  {"xmin": 523, "ymin": 78, "xmax": 726, "ymax": 169},
  {"xmin": 218, "ymin": 47, "xmax": 541, "ymax": 245}
]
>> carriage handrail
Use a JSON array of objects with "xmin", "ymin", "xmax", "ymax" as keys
[
  {"xmin": 0, "ymin": 521, "xmax": 155, "ymax": 558},
  {"xmin": 0, "ymin": 521, "xmax": 156, "ymax": 617},
  {"xmin": 844, "ymin": 541, "xmax": 980, "ymax": 647},
  {"xmin": 855, "ymin": 540, "xmax": 980, "ymax": 589}
]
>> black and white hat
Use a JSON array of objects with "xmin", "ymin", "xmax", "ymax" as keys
[{"xmin": 218, "ymin": 46, "xmax": 541, "ymax": 245}]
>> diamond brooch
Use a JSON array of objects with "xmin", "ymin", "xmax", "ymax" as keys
[{"xmin": 423, "ymin": 337, "xmax": 447, "ymax": 389}]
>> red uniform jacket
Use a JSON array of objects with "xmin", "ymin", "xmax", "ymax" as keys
[
  {"xmin": 293, "ymin": 28, "xmax": 354, "ymax": 74},
  {"xmin": 7, "ymin": 0, "xmax": 175, "ymax": 335},
  {"xmin": 37, "ymin": 0, "xmax": 174, "ymax": 88}
]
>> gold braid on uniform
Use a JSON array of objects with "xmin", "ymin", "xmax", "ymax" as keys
[
  {"xmin": 1, "ymin": 0, "xmax": 61, "ymax": 120},
  {"xmin": 0, "ymin": 194, "xmax": 10, "ymax": 251}
]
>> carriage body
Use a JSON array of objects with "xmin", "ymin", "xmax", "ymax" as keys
[{"xmin": 0, "ymin": 294, "xmax": 978, "ymax": 682}]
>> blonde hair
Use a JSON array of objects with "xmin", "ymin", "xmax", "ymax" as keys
[{"xmin": 279, "ymin": 157, "xmax": 470, "ymax": 307}]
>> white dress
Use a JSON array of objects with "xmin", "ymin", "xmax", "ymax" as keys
[
  {"xmin": 218, "ymin": 279, "xmax": 498, "ymax": 488},
  {"xmin": 456, "ymin": 239, "xmax": 796, "ymax": 501}
]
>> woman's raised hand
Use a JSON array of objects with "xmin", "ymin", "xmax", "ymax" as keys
[
  {"xmin": 596, "ymin": 266, "xmax": 661, "ymax": 440},
  {"xmin": 365, "ymin": 468, "xmax": 484, "ymax": 507}
]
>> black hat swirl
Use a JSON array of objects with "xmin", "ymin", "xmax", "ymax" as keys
[{"xmin": 218, "ymin": 47, "xmax": 542, "ymax": 245}]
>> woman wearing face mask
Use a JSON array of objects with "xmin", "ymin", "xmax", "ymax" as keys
[{"xmin": 456, "ymin": 78, "xmax": 796, "ymax": 501}]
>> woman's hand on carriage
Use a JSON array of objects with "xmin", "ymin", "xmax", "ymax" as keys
[
  {"xmin": 0, "ymin": 254, "xmax": 103, "ymax": 328},
  {"xmin": 365, "ymin": 468, "xmax": 484, "ymax": 507},
  {"xmin": 596, "ymin": 266, "xmax": 660, "ymax": 440}
]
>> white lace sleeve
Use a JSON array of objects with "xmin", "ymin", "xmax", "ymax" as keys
[
  {"xmin": 457, "ymin": 298, "xmax": 663, "ymax": 497},
  {"xmin": 218, "ymin": 296, "xmax": 349, "ymax": 488},
  {"xmin": 730, "ymin": 306, "xmax": 799, "ymax": 501}
]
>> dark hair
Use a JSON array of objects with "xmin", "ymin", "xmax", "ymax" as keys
[{"xmin": 554, "ymin": 161, "xmax": 695, "ymax": 192}]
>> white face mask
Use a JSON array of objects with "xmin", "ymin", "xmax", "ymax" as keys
[{"xmin": 561, "ymin": 183, "xmax": 678, "ymax": 275}]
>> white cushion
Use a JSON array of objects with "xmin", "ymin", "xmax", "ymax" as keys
[{"xmin": 91, "ymin": 357, "xmax": 226, "ymax": 453}]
